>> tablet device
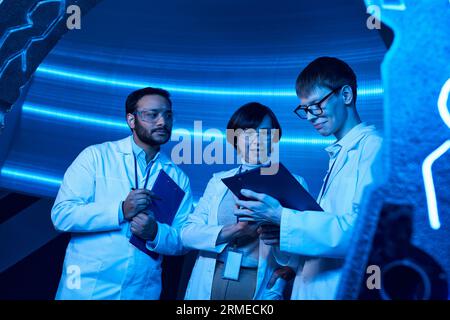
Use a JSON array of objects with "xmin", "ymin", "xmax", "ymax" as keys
[{"xmin": 221, "ymin": 163, "xmax": 322, "ymax": 212}]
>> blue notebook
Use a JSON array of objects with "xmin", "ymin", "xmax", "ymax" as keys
[{"xmin": 129, "ymin": 170, "xmax": 185, "ymax": 258}]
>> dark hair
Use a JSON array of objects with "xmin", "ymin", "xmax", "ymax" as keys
[
  {"xmin": 295, "ymin": 57, "xmax": 358, "ymax": 104},
  {"xmin": 226, "ymin": 102, "xmax": 282, "ymax": 149},
  {"xmin": 125, "ymin": 87, "xmax": 172, "ymax": 115}
]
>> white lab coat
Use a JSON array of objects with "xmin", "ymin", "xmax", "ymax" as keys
[
  {"xmin": 51, "ymin": 136, "xmax": 193, "ymax": 300},
  {"xmin": 279, "ymin": 123, "xmax": 382, "ymax": 300},
  {"xmin": 181, "ymin": 167, "xmax": 308, "ymax": 300}
]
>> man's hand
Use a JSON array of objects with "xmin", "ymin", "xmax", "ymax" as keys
[
  {"xmin": 123, "ymin": 189, "xmax": 160, "ymax": 221},
  {"xmin": 257, "ymin": 224, "xmax": 280, "ymax": 245},
  {"xmin": 234, "ymin": 189, "xmax": 283, "ymax": 225},
  {"xmin": 267, "ymin": 266, "xmax": 296, "ymax": 289},
  {"xmin": 130, "ymin": 212, "xmax": 158, "ymax": 241}
]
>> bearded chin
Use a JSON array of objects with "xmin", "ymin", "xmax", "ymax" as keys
[{"xmin": 135, "ymin": 122, "xmax": 170, "ymax": 146}]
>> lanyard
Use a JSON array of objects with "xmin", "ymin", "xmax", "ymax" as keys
[
  {"xmin": 125, "ymin": 153, "xmax": 154, "ymax": 239},
  {"xmin": 318, "ymin": 158, "xmax": 337, "ymax": 203},
  {"xmin": 133, "ymin": 153, "xmax": 153, "ymax": 190}
]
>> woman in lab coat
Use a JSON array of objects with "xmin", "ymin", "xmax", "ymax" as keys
[{"xmin": 181, "ymin": 102, "xmax": 308, "ymax": 300}]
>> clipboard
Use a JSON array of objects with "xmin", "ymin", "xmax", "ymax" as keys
[
  {"xmin": 221, "ymin": 162, "xmax": 323, "ymax": 212},
  {"xmin": 129, "ymin": 170, "xmax": 185, "ymax": 258}
]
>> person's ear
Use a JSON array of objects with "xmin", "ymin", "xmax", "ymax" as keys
[
  {"xmin": 126, "ymin": 113, "xmax": 135, "ymax": 130},
  {"xmin": 341, "ymin": 85, "xmax": 354, "ymax": 106}
]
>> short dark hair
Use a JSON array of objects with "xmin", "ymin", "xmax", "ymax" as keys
[
  {"xmin": 125, "ymin": 87, "xmax": 172, "ymax": 115},
  {"xmin": 226, "ymin": 102, "xmax": 282, "ymax": 149},
  {"xmin": 295, "ymin": 57, "xmax": 358, "ymax": 104}
]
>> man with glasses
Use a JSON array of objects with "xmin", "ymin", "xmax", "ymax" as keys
[
  {"xmin": 51, "ymin": 87, "xmax": 193, "ymax": 299},
  {"xmin": 234, "ymin": 57, "xmax": 383, "ymax": 299}
]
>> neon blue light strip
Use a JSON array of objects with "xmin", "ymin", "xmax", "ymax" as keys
[
  {"xmin": 438, "ymin": 79, "xmax": 450, "ymax": 129},
  {"xmin": 23, "ymin": 104, "xmax": 129, "ymax": 129},
  {"xmin": 421, "ymin": 79, "xmax": 450, "ymax": 230},
  {"xmin": 422, "ymin": 140, "xmax": 449, "ymax": 230},
  {"xmin": 1, "ymin": 168, "xmax": 62, "ymax": 186},
  {"xmin": 23, "ymin": 104, "xmax": 335, "ymax": 145},
  {"xmin": 1, "ymin": 166, "xmax": 203, "ymax": 204},
  {"xmin": 36, "ymin": 65, "xmax": 384, "ymax": 97}
]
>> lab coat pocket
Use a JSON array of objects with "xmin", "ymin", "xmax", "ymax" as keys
[
  {"xmin": 332, "ymin": 177, "xmax": 356, "ymax": 212},
  {"xmin": 142, "ymin": 266, "xmax": 163, "ymax": 299},
  {"xmin": 311, "ymin": 270, "xmax": 341, "ymax": 300},
  {"xmin": 59, "ymin": 251, "xmax": 103, "ymax": 300}
]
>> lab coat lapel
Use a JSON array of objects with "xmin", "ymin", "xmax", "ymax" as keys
[
  {"xmin": 320, "ymin": 150, "xmax": 349, "ymax": 200},
  {"xmin": 210, "ymin": 167, "xmax": 240, "ymax": 224},
  {"xmin": 320, "ymin": 125, "xmax": 370, "ymax": 200},
  {"xmin": 254, "ymin": 241, "xmax": 271, "ymax": 298},
  {"xmin": 116, "ymin": 136, "xmax": 135, "ymax": 188}
]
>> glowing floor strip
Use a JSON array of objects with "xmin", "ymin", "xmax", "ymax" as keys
[{"xmin": 36, "ymin": 65, "xmax": 384, "ymax": 97}]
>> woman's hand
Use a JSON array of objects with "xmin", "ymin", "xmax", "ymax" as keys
[
  {"xmin": 257, "ymin": 223, "xmax": 280, "ymax": 245},
  {"xmin": 267, "ymin": 266, "xmax": 296, "ymax": 289},
  {"xmin": 216, "ymin": 221, "xmax": 259, "ymax": 245},
  {"xmin": 234, "ymin": 221, "xmax": 260, "ymax": 239}
]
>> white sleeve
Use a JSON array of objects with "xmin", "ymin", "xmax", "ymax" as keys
[
  {"xmin": 146, "ymin": 174, "xmax": 194, "ymax": 256},
  {"xmin": 51, "ymin": 146, "xmax": 122, "ymax": 233},
  {"xmin": 280, "ymin": 138, "xmax": 382, "ymax": 258},
  {"xmin": 181, "ymin": 175, "xmax": 227, "ymax": 253},
  {"xmin": 280, "ymin": 207, "xmax": 357, "ymax": 258},
  {"xmin": 271, "ymin": 174, "xmax": 309, "ymax": 265}
]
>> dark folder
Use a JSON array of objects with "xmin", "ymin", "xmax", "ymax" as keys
[
  {"xmin": 221, "ymin": 162, "xmax": 323, "ymax": 212},
  {"xmin": 129, "ymin": 170, "xmax": 185, "ymax": 258}
]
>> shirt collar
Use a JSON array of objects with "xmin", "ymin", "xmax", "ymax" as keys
[
  {"xmin": 115, "ymin": 136, "xmax": 171, "ymax": 166},
  {"xmin": 130, "ymin": 135, "xmax": 161, "ymax": 164},
  {"xmin": 240, "ymin": 157, "xmax": 272, "ymax": 172},
  {"xmin": 325, "ymin": 122, "xmax": 367, "ymax": 158}
]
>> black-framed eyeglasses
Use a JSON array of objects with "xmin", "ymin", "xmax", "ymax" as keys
[{"xmin": 294, "ymin": 86, "xmax": 343, "ymax": 119}]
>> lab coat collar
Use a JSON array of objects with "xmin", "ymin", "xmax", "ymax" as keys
[
  {"xmin": 239, "ymin": 158, "xmax": 272, "ymax": 172},
  {"xmin": 114, "ymin": 136, "xmax": 172, "ymax": 165},
  {"xmin": 212, "ymin": 162, "xmax": 272, "ymax": 213},
  {"xmin": 214, "ymin": 166, "xmax": 241, "ymax": 181},
  {"xmin": 131, "ymin": 135, "xmax": 161, "ymax": 164},
  {"xmin": 325, "ymin": 122, "xmax": 374, "ymax": 156},
  {"xmin": 214, "ymin": 167, "xmax": 241, "ymax": 202},
  {"xmin": 320, "ymin": 122, "xmax": 377, "ymax": 200}
]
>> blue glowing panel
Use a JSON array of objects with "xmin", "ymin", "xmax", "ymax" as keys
[{"xmin": 0, "ymin": 0, "xmax": 386, "ymax": 201}]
